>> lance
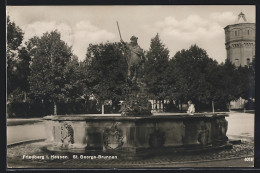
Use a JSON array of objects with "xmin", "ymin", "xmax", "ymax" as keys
[
  {"xmin": 117, "ymin": 21, "xmax": 123, "ymax": 42},
  {"xmin": 116, "ymin": 21, "xmax": 129, "ymax": 83}
]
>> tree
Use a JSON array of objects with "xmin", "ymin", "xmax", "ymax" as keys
[
  {"xmin": 169, "ymin": 45, "xmax": 218, "ymax": 112},
  {"xmin": 28, "ymin": 30, "xmax": 74, "ymax": 115},
  {"xmin": 235, "ymin": 59, "xmax": 255, "ymax": 110},
  {"xmin": 211, "ymin": 59, "xmax": 241, "ymax": 111},
  {"xmin": 7, "ymin": 16, "xmax": 24, "ymax": 96},
  {"xmin": 18, "ymin": 47, "xmax": 31, "ymax": 91},
  {"xmin": 144, "ymin": 34, "xmax": 170, "ymax": 111},
  {"xmin": 63, "ymin": 55, "xmax": 87, "ymax": 102},
  {"xmin": 7, "ymin": 16, "xmax": 24, "ymax": 51},
  {"xmin": 222, "ymin": 60, "xmax": 240, "ymax": 98},
  {"xmin": 199, "ymin": 57, "xmax": 220, "ymax": 112},
  {"xmin": 7, "ymin": 16, "xmax": 32, "ymax": 105},
  {"xmin": 85, "ymin": 42, "xmax": 127, "ymax": 113}
]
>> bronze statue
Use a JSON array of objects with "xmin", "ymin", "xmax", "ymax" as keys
[
  {"xmin": 121, "ymin": 36, "xmax": 145, "ymax": 81},
  {"xmin": 116, "ymin": 22, "xmax": 151, "ymax": 116}
]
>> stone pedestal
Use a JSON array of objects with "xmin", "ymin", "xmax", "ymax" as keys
[{"xmin": 120, "ymin": 79, "xmax": 151, "ymax": 116}]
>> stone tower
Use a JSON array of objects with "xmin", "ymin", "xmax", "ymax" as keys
[{"xmin": 224, "ymin": 12, "xmax": 255, "ymax": 67}]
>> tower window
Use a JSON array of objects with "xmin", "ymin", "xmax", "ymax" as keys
[
  {"xmin": 248, "ymin": 30, "xmax": 250, "ymax": 35},
  {"xmin": 235, "ymin": 31, "xmax": 237, "ymax": 36},
  {"xmin": 247, "ymin": 58, "xmax": 250, "ymax": 66},
  {"xmin": 235, "ymin": 59, "xmax": 239, "ymax": 66}
]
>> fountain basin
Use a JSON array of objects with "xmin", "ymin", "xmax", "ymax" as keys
[{"xmin": 43, "ymin": 113, "xmax": 230, "ymax": 156}]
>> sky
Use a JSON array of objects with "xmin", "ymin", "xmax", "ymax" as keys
[{"xmin": 6, "ymin": 5, "xmax": 255, "ymax": 63}]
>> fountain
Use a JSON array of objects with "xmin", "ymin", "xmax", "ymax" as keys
[
  {"xmin": 43, "ymin": 113, "xmax": 230, "ymax": 156},
  {"xmin": 42, "ymin": 36, "xmax": 231, "ymax": 157}
]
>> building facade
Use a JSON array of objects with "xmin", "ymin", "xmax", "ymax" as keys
[{"xmin": 224, "ymin": 12, "xmax": 255, "ymax": 67}]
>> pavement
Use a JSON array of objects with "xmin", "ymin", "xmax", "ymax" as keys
[
  {"xmin": 7, "ymin": 139, "xmax": 254, "ymax": 168},
  {"xmin": 226, "ymin": 112, "xmax": 254, "ymax": 138},
  {"xmin": 7, "ymin": 123, "xmax": 46, "ymax": 145}
]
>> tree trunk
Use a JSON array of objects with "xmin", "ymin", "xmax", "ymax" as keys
[
  {"xmin": 162, "ymin": 99, "xmax": 165, "ymax": 112},
  {"xmin": 102, "ymin": 104, "xmax": 105, "ymax": 115},
  {"xmin": 23, "ymin": 92, "xmax": 27, "ymax": 102},
  {"xmin": 159, "ymin": 100, "xmax": 162, "ymax": 112},
  {"xmin": 155, "ymin": 100, "xmax": 157, "ymax": 111},
  {"xmin": 212, "ymin": 100, "xmax": 215, "ymax": 113},
  {"xmin": 180, "ymin": 100, "xmax": 183, "ymax": 112},
  {"xmin": 42, "ymin": 99, "xmax": 44, "ymax": 116},
  {"xmin": 54, "ymin": 101, "xmax": 57, "ymax": 115},
  {"xmin": 228, "ymin": 102, "xmax": 231, "ymax": 112}
]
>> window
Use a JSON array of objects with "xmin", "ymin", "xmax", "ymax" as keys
[
  {"xmin": 248, "ymin": 30, "xmax": 250, "ymax": 35},
  {"xmin": 235, "ymin": 59, "xmax": 239, "ymax": 66},
  {"xmin": 247, "ymin": 58, "xmax": 250, "ymax": 66},
  {"xmin": 235, "ymin": 31, "xmax": 237, "ymax": 36}
]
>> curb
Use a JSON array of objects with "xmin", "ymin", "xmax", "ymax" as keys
[{"xmin": 7, "ymin": 139, "xmax": 46, "ymax": 147}]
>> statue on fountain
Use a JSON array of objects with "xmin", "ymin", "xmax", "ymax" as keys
[
  {"xmin": 116, "ymin": 22, "xmax": 151, "ymax": 116},
  {"xmin": 119, "ymin": 35, "xmax": 151, "ymax": 116},
  {"xmin": 121, "ymin": 36, "xmax": 145, "ymax": 82}
]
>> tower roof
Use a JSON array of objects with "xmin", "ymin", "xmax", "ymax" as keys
[
  {"xmin": 237, "ymin": 12, "xmax": 247, "ymax": 23},
  {"xmin": 224, "ymin": 12, "xmax": 255, "ymax": 29}
]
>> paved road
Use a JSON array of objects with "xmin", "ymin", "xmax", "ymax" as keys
[
  {"xmin": 7, "ymin": 122, "xmax": 46, "ymax": 145},
  {"xmin": 226, "ymin": 112, "xmax": 254, "ymax": 139},
  {"xmin": 7, "ymin": 112, "xmax": 254, "ymax": 145}
]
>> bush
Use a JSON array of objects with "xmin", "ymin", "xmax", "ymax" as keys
[
  {"xmin": 7, "ymin": 100, "xmax": 100, "ymax": 118},
  {"xmin": 7, "ymin": 102, "xmax": 52, "ymax": 118}
]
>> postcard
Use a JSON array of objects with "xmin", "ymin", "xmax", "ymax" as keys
[{"xmin": 6, "ymin": 5, "xmax": 255, "ymax": 169}]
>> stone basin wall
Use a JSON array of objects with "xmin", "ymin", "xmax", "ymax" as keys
[{"xmin": 43, "ymin": 113, "xmax": 229, "ymax": 154}]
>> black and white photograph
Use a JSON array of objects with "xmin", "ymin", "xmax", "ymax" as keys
[{"xmin": 6, "ymin": 5, "xmax": 255, "ymax": 168}]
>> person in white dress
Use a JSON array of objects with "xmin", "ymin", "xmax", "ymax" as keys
[{"xmin": 187, "ymin": 100, "xmax": 195, "ymax": 115}]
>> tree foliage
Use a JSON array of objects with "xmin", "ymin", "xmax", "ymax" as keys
[
  {"xmin": 235, "ymin": 58, "xmax": 255, "ymax": 100},
  {"xmin": 28, "ymin": 30, "xmax": 78, "ymax": 114},
  {"xmin": 7, "ymin": 16, "xmax": 24, "ymax": 51},
  {"xmin": 217, "ymin": 60, "xmax": 241, "ymax": 103},
  {"xmin": 169, "ymin": 45, "xmax": 215, "ymax": 105},
  {"xmin": 62, "ymin": 55, "xmax": 87, "ymax": 102},
  {"xmin": 168, "ymin": 45, "xmax": 255, "ymax": 111},
  {"xmin": 144, "ymin": 34, "xmax": 170, "ymax": 100},
  {"xmin": 7, "ymin": 16, "xmax": 24, "ymax": 95},
  {"xmin": 85, "ymin": 42, "xmax": 127, "ymax": 106},
  {"xmin": 7, "ymin": 16, "xmax": 31, "ymax": 102}
]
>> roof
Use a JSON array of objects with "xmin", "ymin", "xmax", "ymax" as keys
[
  {"xmin": 224, "ymin": 12, "xmax": 255, "ymax": 29},
  {"xmin": 237, "ymin": 12, "xmax": 247, "ymax": 23}
]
